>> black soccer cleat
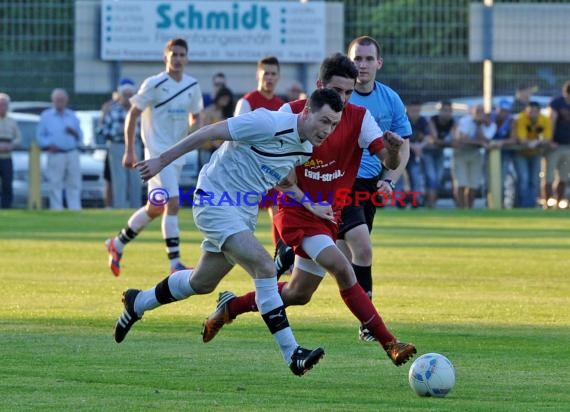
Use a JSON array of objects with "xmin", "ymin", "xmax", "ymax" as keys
[
  {"xmin": 274, "ymin": 240, "xmax": 295, "ymax": 278},
  {"xmin": 288, "ymin": 346, "xmax": 325, "ymax": 376},
  {"xmin": 114, "ymin": 289, "xmax": 142, "ymax": 343},
  {"xmin": 358, "ymin": 326, "xmax": 378, "ymax": 342}
]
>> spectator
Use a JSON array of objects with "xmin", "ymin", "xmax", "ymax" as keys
[
  {"xmin": 513, "ymin": 101, "xmax": 552, "ymax": 208},
  {"xmin": 545, "ymin": 81, "xmax": 570, "ymax": 208},
  {"xmin": 99, "ymin": 91, "xmax": 119, "ymax": 209},
  {"xmin": 395, "ymin": 100, "xmax": 435, "ymax": 207},
  {"xmin": 100, "ymin": 78, "xmax": 143, "ymax": 209},
  {"xmin": 0, "ymin": 93, "xmax": 22, "ymax": 209},
  {"xmin": 284, "ymin": 80, "xmax": 306, "ymax": 102},
  {"xmin": 426, "ymin": 100, "xmax": 456, "ymax": 207},
  {"xmin": 199, "ymin": 86, "xmax": 235, "ymax": 168},
  {"xmin": 203, "ymin": 72, "xmax": 227, "ymax": 108},
  {"xmin": 512, "ymin": 84, "xmax": 537, "ymax": 115},
  {"xmin": 452, "ymin": 104, "xmax": 496, "ymax": 209},
  {"xmin": 36, "ymin": 88, "xmax": 83, "ymax": 210},
  {"xmin": 489, "ymin": 99, "xmax": 516, "ymax": 207}
]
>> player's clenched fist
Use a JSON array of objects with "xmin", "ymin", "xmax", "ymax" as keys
[{"xmin": 382, "ymin": 131, "xmax": 403, "ymax": 170}]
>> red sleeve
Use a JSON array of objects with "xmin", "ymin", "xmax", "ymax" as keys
[{"xmin": 368, "ymin": 137, "xmax": 385, "ymax": 155}]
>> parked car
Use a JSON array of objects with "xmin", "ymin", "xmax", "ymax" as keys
[
  {"xmin": 9, "ymin": 101, "xmax": 52, "ymax": 115},
  {"xmin": 10, "ymin": 112, "xmax": 105, "ymax": 208}
]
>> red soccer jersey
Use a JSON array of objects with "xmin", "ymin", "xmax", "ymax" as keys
[
  {"xmin": 274, "ymin": 99, "xmax": 385, "ymax": 253},
  {"xmin": 243, "ymin": 90, "xmax": 284, "ymax": 111}
]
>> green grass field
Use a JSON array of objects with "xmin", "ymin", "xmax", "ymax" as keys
[{"xmin": 1, "ymin": 208, "xmax": 569, "ymax": 411}]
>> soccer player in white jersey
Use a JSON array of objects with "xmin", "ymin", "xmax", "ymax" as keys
[
  {"xmin": 113, "ymin": 88, "xmax": 344, "ymax": 376},
  {"xmin": 105, "ymin": 38, "xmax": 204, "ymax": 276}
]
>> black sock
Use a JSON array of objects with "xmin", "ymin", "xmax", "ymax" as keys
[
  {"xmin": 353, "ymin": 264, "xmax": 372, "ymax": 299},
  {"xmin": 154, "ymin": 275, "xmax": 177, "ymax": 304},
  {"xmin": 118, "ymin": 227, "xmax": 137, "ymax": 245},
  {"xmin": 261, "ymin": 305, "xmax": 290, "ymax": 334}
]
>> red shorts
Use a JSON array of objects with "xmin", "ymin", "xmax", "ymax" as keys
[{"xmin": 273, "ymin": 205, "xmax": 339, "ymax": 259}]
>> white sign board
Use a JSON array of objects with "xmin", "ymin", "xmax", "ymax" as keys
[{"xmin": 101, "ymin": 0, "xmax": 326, "ymax": 62}]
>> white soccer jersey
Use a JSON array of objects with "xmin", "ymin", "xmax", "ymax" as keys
[
  {"xmin": 196, "ymin": 108, "xmax": 313, "ymax": 202},
  {"xmin": 131, "ymin": 71, "xmax": 203, "ymax": 165}
]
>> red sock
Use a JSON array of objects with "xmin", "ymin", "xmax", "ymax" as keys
[
  {"xmin": 340, "ymin": 283, "xmax": 395, "ymax": 347},
  {"xmin": 228, "ymin": 282, "xmax": 287, "ymax": 319}
]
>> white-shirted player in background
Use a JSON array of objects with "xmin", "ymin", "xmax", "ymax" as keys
[
  {"xmin": 113, "ymin": 88, "xmax": 343, "ymax": 376},
  {"xmin": 105, "ymin": 38, "xmax": 203, "ymax": 277}
]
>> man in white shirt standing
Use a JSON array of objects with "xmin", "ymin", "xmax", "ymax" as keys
[
  {"xmin": 452, "ymin": 104, "xmax": 496, "ymax": 209},
  {"xmin": 37, "ymin": 88, "xmax": 83, "ymax": 211},
  {"xmin": 105, "ymin": 38, "xmax": 204, "ymax": 276}
]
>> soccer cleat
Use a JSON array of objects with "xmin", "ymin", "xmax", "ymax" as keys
[
  {"xmin": 201, "ymin": 291, "xmax": 236, "ymax": 343},
  {"xmin": 289, "ymin": 346, "xmax": 325, "ymax": 376},
  {"xmin": 170, "ymin": 261, "xmax": 190, "ymax": 274},
  {"xmin": 358, "ymin": 326, "xmax": 378, "ymax": 342},
  {"xmin": 274, "ymin": 240, "xmax": 295, "ymax": 278},
  {"xmin": 384, "ymin": 340, "xmax": 417, "ymax": 366},
  {"xmin": 114, "ymin": 289, "xmax": 142, "ymax": 343},
  {"xmin": 105, "ymin": 238, "xmax": 122, "ymax": 277}
]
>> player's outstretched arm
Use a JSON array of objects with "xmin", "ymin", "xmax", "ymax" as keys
[{"xmin": 136, "ymin": 121, "xmax": 231, "ymax": 181}]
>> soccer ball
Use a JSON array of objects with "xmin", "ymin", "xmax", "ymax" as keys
[{"xmin": 408, "ymin": 353, "xmax": 455, "ymax": 397}]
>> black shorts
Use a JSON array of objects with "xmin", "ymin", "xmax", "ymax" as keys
[{"xmin": 338, "ymin": 177, "xmax": 380, "ymax": 239}]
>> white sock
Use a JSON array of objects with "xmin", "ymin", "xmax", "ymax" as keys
[
  {"xmin": 162, "ymin": 214, "xmax": 181, "ymax": 268},
  {"xmin": 134, "ymin": 269, "xmax": 195, "ymax": 317},
  {"xmin": 133, "ymin": 288, "xmax": 158, "ymax": 317},
  {"xmin": 168, "ymin": 269, "xmax": 195, "ymax": 300},
  {"xmin": 255, "ymin": 277, "xmax": 297, "ymax": 362}
]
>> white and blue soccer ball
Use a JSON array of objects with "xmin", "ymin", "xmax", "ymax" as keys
[{"xmin": 408, "ymin": 353, "xmax": 455, "ymax": 397}]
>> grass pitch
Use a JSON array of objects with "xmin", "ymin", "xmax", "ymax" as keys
[{"xmin": 1, "ymin": 208, "xmax": 569, "ymax": 411}]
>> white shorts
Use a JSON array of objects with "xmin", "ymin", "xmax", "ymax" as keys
[
  {"xmin": 193, "ymin": 196, "xmax": 258, "ymax": 253},
  {"xmin": 147, "ymin": 162, "xmax": 183, "ymax": 199},
  {"xmin": 294, "ymin": 234, "xmax": 336, "ymax": 278}
]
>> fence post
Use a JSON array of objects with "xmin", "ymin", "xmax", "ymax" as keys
[
  {"xmin": 27, "ymin": 142, "xmax": 42, "ymax": 209},
  {"xmin": 487, "ymin": 146, "xmax": 502, "ymax": 209}
]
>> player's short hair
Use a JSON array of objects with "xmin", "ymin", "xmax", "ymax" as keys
[
  {"xmin": 319, "ymin": 53, "xmax": 358, "ymax": 84},
  {"xmin": 0, "ymin": 92, "xmax": 11, "ymax": 103},
  {"xmin": 347, "ymin": 36, "xmax": 382, "ymax": 59},
  {"xmin": 258, "ymin": 56, "xmax": 280, "ymax": 71},
  {"xmin": 164, "ymin": 38, "xmax": 188, "ymax": 54},
  {"xmin": 308, "ymin": 88, "xmax": 344, "ymax": 113}
]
